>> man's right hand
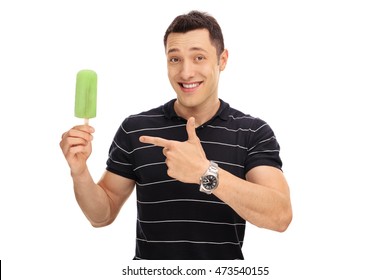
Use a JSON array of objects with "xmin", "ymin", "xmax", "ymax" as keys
[{"xmin": 59, "ymin": 125, "xmax": 95, "ymax": 177}]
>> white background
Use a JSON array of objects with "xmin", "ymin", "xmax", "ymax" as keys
[{"xmin": 1, "ymin": 0, "xmax": 389, "ymax": 279}]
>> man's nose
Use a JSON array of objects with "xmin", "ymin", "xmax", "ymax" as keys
[{"xmin": 179, "ymin": 60, "xmax": 195, "ymax": 80}]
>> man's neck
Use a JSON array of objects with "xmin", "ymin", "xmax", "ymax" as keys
[{"xmin": 174, "ymin": 98, "xmax": 220, "ymax": 127}]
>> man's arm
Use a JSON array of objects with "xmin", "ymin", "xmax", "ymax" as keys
[
  {"xmin": 213, "ymin": 166, "xmax": 292, "ymax": 231},
  {"xmin": 60, "ymin": 125, "xmax": 135, "ymax": 227},
  {"xmin": 139, "ymin": 117, "xmax": 292, "ymax": 232},
  {"xmin": 73, "ymin": 170, "xmax": 135, "ymax": 227}
]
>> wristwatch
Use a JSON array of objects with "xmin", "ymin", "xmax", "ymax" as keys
[{"xmin": 199, "ymin": 161, "xmax": 219, "ymax": 194}]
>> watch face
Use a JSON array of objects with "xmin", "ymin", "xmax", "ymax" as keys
[{"xmin": 202, "ymin": 175, "xmax": 218, "ymax": 190}]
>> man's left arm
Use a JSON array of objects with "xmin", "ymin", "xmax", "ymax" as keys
[
  {"xmin": 214, "ymin": 165, "xmax": 292, "ymax": 232},
  {"xmin": 139, "ymin": 117, "xmax": 292, "ymax": 232}
]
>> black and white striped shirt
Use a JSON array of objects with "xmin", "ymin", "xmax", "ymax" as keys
[{"xmin": 106, "ymin": 99, "xmax": 282, "ymax": 260}]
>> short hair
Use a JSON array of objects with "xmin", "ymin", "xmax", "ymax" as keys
[{"xmin": 163, "ymin": 10, "xmax": 225, "ymax": 57}]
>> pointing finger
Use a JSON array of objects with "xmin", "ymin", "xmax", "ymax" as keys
[{"xmin": 139, "ymin": 136, "xmax": 171, "ymax": 148}]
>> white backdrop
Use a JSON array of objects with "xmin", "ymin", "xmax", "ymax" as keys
[{"xmin": 1, "ymin": 0, "xmax": 389, "ymax": 279}]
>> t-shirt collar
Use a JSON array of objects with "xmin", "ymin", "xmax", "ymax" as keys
[{"xmin": 162, "ymin": 99, "xmax": 230, "ymax": 121}]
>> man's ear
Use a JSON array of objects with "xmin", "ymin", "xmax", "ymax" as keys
[{"xmin": 219, "ymin": 49, "xmax": 229, "ymax": 71}]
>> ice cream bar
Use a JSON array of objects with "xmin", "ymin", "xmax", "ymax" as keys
[{"xmin": 75, "ymin": 69, "xmax": 97, "ymax": 124}]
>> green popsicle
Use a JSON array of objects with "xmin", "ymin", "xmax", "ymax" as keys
[{"xmin": 75, "ymin": 69, "xmax": 97, "ymax": 124}]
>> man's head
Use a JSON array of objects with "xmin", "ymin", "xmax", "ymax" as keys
[
  {"xmin": 164, "ymin": 11, "xmax": 228, "ymax": 115},
  {"xmin": 164, "ymin": 10, "xmax": 225, "ymax": 59}
]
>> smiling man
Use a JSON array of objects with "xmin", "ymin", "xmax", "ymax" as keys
[
  {"xmin": 165, "ymin": 28, "xmax": 226, "ymax": 125},
  {"xmin": 60, "ymin": 10, "xmax": 292, "ymax": 260}
]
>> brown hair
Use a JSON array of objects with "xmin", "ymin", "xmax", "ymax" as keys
[{"xmin": 163, "ymin": 10, "xmax": 225, "ymax": 57}]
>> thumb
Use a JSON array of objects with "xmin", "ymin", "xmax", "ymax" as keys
[{"xmin": 186, "ymin": 117, "xmax": 198, "ymax": 141}]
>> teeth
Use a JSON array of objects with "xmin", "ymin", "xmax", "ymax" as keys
[{"xmin": 182, "ymin": 83, "xmax": 199, "ymax": 89}]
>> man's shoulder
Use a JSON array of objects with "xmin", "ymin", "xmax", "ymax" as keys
[
  {"xmin": 222, "ymin": 101, "xmax": 267, "ymax": 128},
  {"xmin": 119, "ymin": 100, "xmax": 174, "ymax": 131}
]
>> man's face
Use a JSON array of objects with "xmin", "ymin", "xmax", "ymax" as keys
[{"xmin": 166, "ymin": 29, "xmax": 227, "ymax": 109}]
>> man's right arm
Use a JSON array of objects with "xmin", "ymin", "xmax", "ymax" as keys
[
  {"xmin": 60, "ymin": 125, "xmax": 135, "ymax": 227},
  {"xmin": 72, "ymin": 169, "xmax": 135, "ymax": 227}
]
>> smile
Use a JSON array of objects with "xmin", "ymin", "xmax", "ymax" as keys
[{"xmin": 180, "ymin": 82, "xmax": 202, "ymax": 89}]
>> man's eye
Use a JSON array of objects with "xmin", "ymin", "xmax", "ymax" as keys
[
  {"xmin": 169, "ymin": 57, "xmax": 180, "ymax": 63},
  {"xmin": 195, "ymin": 56, "xmax": 205, "ymax": 62}
]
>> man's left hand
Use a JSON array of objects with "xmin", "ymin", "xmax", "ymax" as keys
[{"xmin": 139, "ymin": 117, "xmax": 209, "ymax": 184}]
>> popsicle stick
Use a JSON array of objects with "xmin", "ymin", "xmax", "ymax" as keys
[{"xmin": 84, "ymin": 118, "xmax": 89, "ymax": 125}]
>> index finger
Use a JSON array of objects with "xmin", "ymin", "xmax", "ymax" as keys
[
  {"xmin": 64, "ymin": 125, "xmax": 95, "ymax": 140},
  {"xmin": 139, "ymin": 135, "xmax": 171, "ymax": 148},
  {"xmin": 72, "ymin": 125, "xmax": 95, "ymax": 134}
]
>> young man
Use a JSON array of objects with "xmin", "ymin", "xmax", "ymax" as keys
[{"xmin": 60, "ymin": 10, "xmax": 292, "ymax": 260}]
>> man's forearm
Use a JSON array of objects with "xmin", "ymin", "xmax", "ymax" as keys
[
  {"xmin": 213, "ymin": 168, "xmax": 292, "ymax": 232},
  {"xmin": 72, "ymin": 169, "xmax": 111, "ymax": 227}
]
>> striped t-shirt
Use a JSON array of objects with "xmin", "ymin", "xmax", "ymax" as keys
[{"xmin": 106, "ymin": 99, "xmax": 282, "ymax": 260}]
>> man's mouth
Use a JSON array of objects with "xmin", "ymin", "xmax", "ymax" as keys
[{"xmin": 179, "ymin": 82, "xmax": 202, "ymax": 89}]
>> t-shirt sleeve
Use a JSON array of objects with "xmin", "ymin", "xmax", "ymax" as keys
[
  {"xmin": 106, "ymin": 121, "xmax": 137, "ymax": 180},
  {"xmin": 245, "ymin": 120, "xmax": 283, "ymax": 173}
]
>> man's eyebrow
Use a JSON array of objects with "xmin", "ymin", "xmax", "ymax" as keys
[
  {"xmin": 167, "ymin": 48, "xmax": 180, "ymax": 54},
  {"xmin": 167, "ymin": 47, "xmax": 208, "ymax": 54}
]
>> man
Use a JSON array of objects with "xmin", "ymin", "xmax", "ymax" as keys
[{"xmin": 60, "ymin": 10, "xmax": 292, "ymax": 260}]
